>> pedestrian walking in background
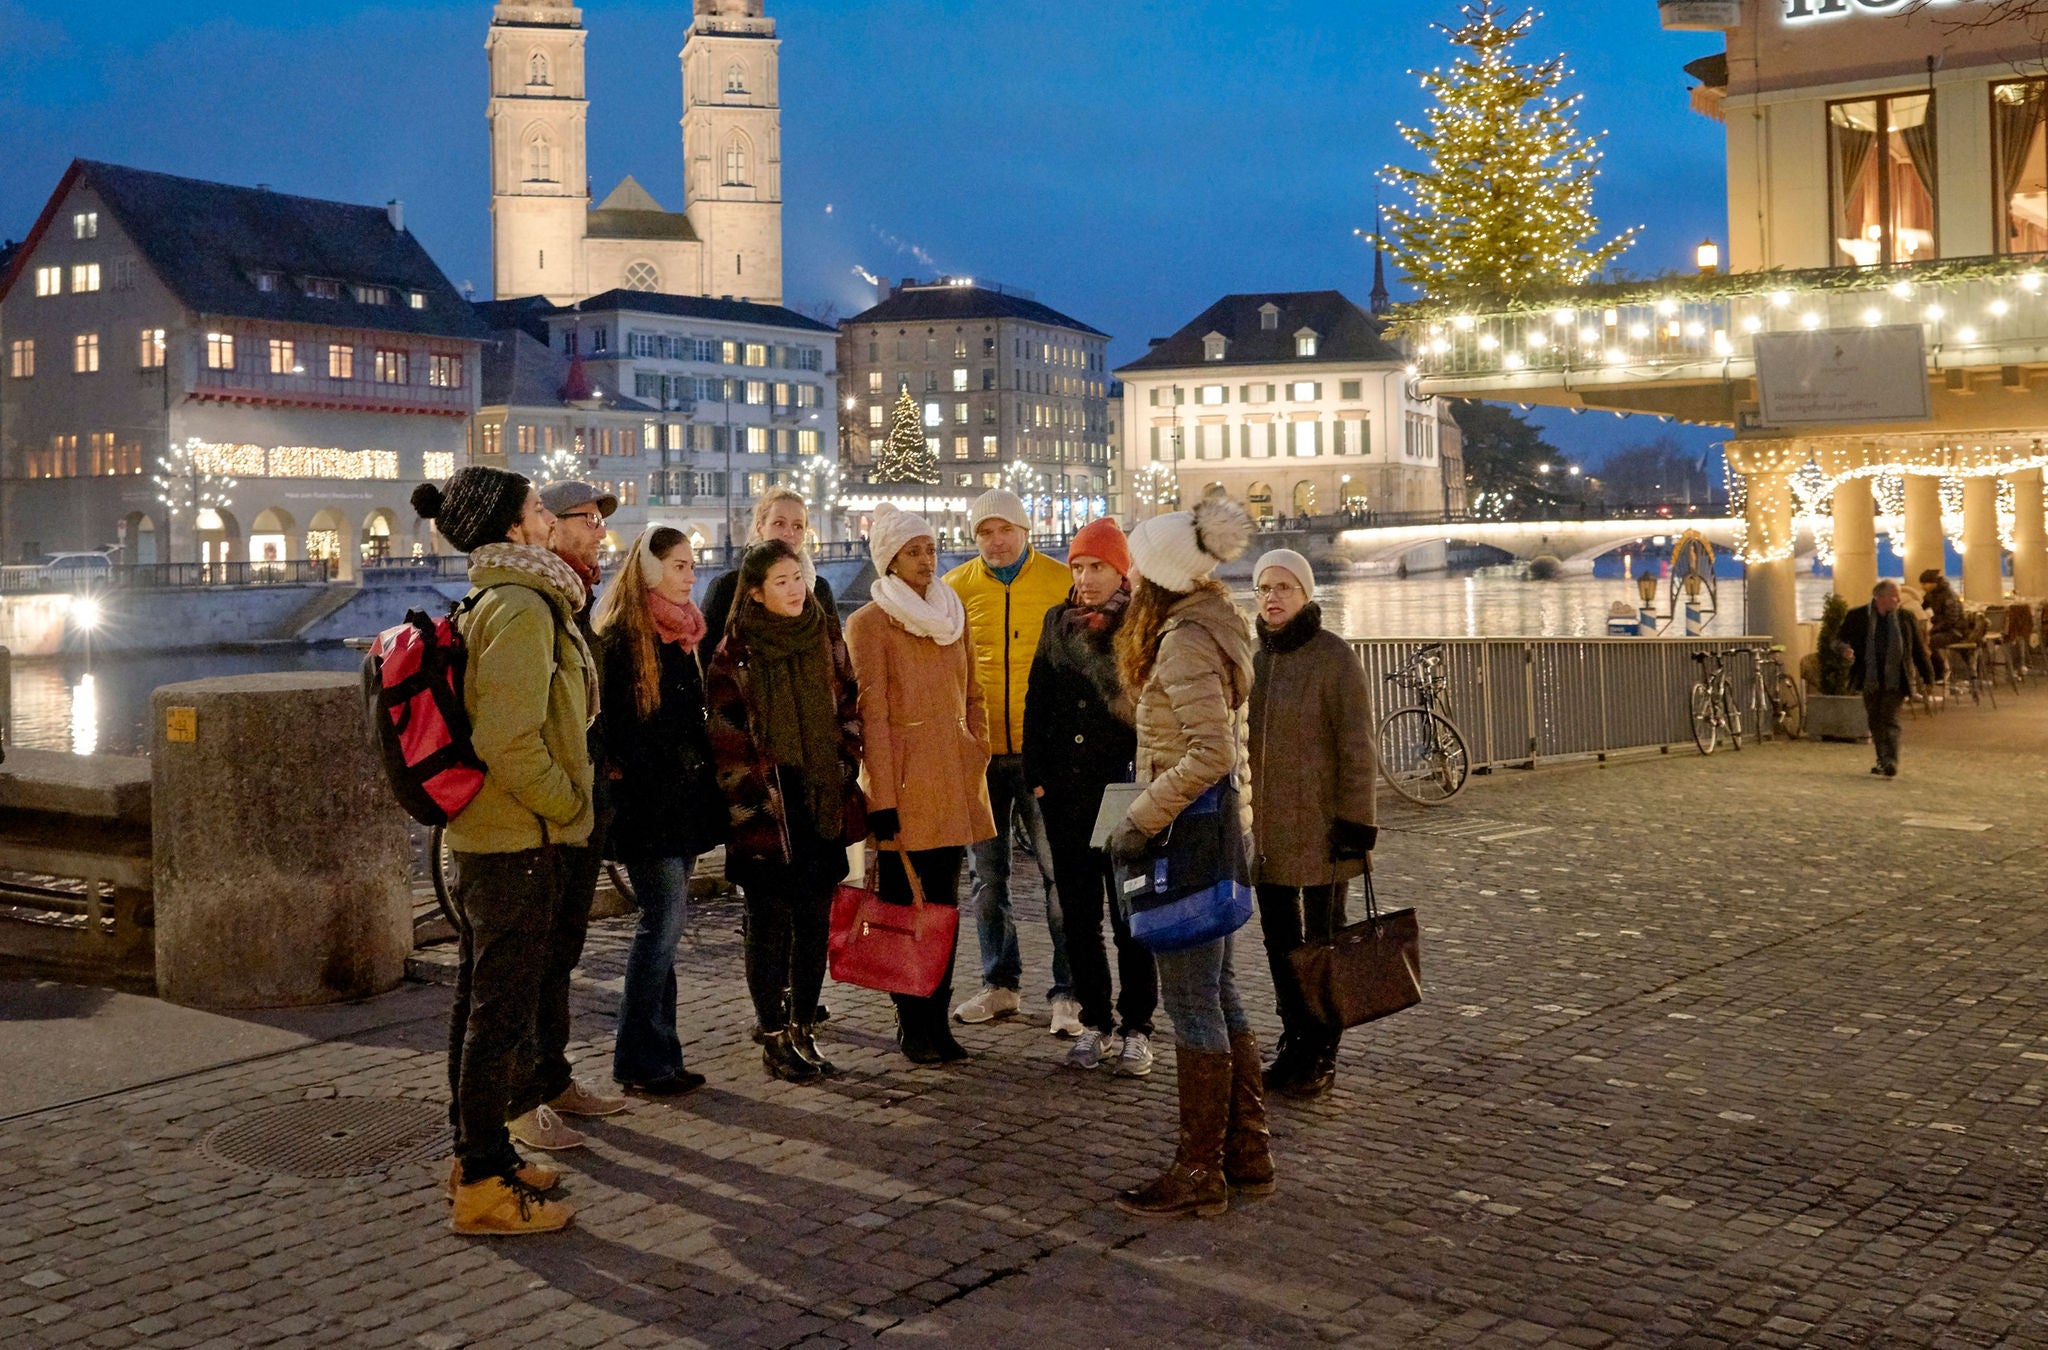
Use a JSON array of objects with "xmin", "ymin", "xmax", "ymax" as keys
[
  {"xmin": 1836, "ymin": 578, "xmax": 1934, "ymax": 778},
  {"xmin": 846, "ymin": 504, "xmax": 994, "ymax": 1065},
  {"xmin": 412, "ymin": 467, "xmax": 588, "ymax": 1236},
  {"xmin": 702, "ymin": 486, "xmax": 836, "ymax": 642},
  {"xmin": 1022, "ymin": 516, "xmax": 1157, "ymax": 1076},
  {"xmin": 943, "ymin": 489, "xmax": 1080, "ymax": 1033},
  {"xmin": 498, "ymin": 479, "xmax": 632, "ymax": 1151},
  {"xmin": 706, "ymin": 540, "xmax": 866, "ymax": 1082},
  {"xmin": 1246, "ymin": 549, "xmax": 1377, "ymax": 1100},
  {"xmin": 591, "ymin": 524, "xmax": 720, "ymax": 1097},
  {"xmin": 1107, "ymin": 497, "xmax": 1273, "ymax": 1219}
]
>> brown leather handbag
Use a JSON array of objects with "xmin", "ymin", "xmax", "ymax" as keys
[{"xmin": 1287, "ymin": 871, "xmax": 1421, "ymax": 1029}]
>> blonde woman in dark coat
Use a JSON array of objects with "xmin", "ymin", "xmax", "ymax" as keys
[{"xmin": 1247, "ymin": 549, "xmax": 1377, "ymax": 1100}]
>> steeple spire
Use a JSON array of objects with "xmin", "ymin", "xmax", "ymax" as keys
[{"xmin": 1369, "ymin": 194, "xmax": 1391, "ymax": 318}]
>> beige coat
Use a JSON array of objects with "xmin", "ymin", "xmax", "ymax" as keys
[
  {"xmin": 1249, "ymin": 621, "xmax": 1378, "ymax": 886},
  {"xmin": 845, "ymin": 600, "xmax": 997, "ymax": 852},
  {"xmin": 1126, "ymin": 585, "xmax": 1256, "ymax": 841}
]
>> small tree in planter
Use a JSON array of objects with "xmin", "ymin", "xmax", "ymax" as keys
[{"xmin": 1807, "ymin": 591, "xmax": 1870, "ymax": 741}]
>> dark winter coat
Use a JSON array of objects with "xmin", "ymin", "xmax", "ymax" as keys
[
  {"xmin": 1022, "ymin": 598, "xmax": 1137, "ymax": 828},
  {"xmin": 1838, "ymin": 602, "xmax": 1934, "ymax": 693},
  {"xmin": 703, "ymin": 613, "xmax": 864, "ymax": 887},
  {"xmin": 702, "ymin": 566, "xmax": 836, "ymax": 648},
  {"xmin": 593, "ymin": 629, "xmax": 722, "ymax": 862},
  {"xmin": 1249, "ymin": 605, "xmax": 1378, "ymax": 887},
  {"xmin": 1921, "ymin": 579, "xmax": 1967, "ymax": 647}
]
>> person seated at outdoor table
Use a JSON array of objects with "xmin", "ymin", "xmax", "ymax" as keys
[{"xmin": 1919, "ymin": 569, "xmax": 1967, "ymax": 680}]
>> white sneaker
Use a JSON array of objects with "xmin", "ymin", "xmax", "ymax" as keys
[
  {"xmin": 1115, "ymin": 1031, "xmax": 1155, "ymax": 1077},
  {"xmin": 1065, "ymin": 1028, "xmax": 1108, "ymax": 1070},
  {"xmin": 506, "ymin": 1103, "xmax": 587, "ymax": 1151},
  {"xmin": 952, "ymin": 985, "xmax": 1022, "ymax": 1024},
  {"xmin": 1048, "ymin": 997, "xmax": 1085, "ymax": 1038}
]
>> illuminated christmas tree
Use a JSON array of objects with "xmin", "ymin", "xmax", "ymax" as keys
[
  {"xmin": 153, "ymin": 438, "xmax": 238, "ymax": 563},
  {"xmin": 1379, "ymin": 2, "xmax": 1640, "ymax": 304},
  {"xmin": 876, "ymin": 388, "xmax": 936, "ymax": 484}
]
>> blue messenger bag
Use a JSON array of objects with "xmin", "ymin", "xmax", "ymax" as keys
[{"xmin": 1113, "ymin": 778, "xmax": 1253, "ymax": 953}]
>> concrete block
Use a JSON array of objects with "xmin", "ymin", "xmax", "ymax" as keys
[{"xmin": 151, "ymin": 672, "xmax": 410, "ymax": 1009}]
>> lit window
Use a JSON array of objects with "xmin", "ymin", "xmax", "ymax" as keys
[
  {"xmin": 665, "ymin": 424, "xmax": 684, "ymax": 452},
  {"xmin": 952, "ymin": 367, "xmax": 969, "ymax": 391},
  {"xmin": 7, "ymin": 338, "xmax": 31, "ymax": 378},
  {"xmin": 1296, "ymin": 332, "xmax": 1318, "ymax": 357},
  {"xmin": 954, "ymin": 435, "xmax": 969, "ymax": 460},
  {"xmin": 139, "ymin": 328, "xmax": 164, "ymax": 370},
  {"xmin": 252, "ymin": 271, "xmax": 280, "ymax": 292},
  {"xmin": 73, "ymin": 211, "xmax": 97, "ymax": 239},
  {"xmin": 1291, "ymin": 381, "xmax": 1317, "ymax": 401},
  {"xmin": 721, "ymin": 340, "xmax": 738, "ymax": 364},
  {"xmin": 429, "ymin": 354, "xmax": 462, "ymax": 389},
  {"xmin": 797, "ymin": 429, "xmax": 819, "ymax": 455},
  {"xmin": 35, "ymin": 266, "xmax": 61, "ymax": 297},
  {"xmin": 1829, "ymin": 93, "xmax": 1935, "ymax": 266},
  {"xmin": 354, "ymin": 284, "xmax": 390, "ymax": 305},
  {"xmin": 745, "ymin": 380, "xmax": 768, "ymax": 405},
  {"xmin": 329, "ymin": 345, "xmax": 354, "ymax": 379},
  {"xmin": 1292, "ymin": 422, "xmax": 1316, "ymax": 457},
  {"xmin": 1198, "ymin": 385, "xmax": 1225, "ymax": 405},
  {"xmin": 374, "ymin": 349, "xmax": 409, "ymax": 384},
  {"xmin": 924, "ymin": 401, "xmax": 942, "ymax": 427},
  {"xmin": 746, "ymin": 426, "xmax": 768, "ymax": 453},
  {"xmin": 981, "ymin": 435, "xmax": 999, "ymax": 458},
  {"xmin": 868, "ymin": 405, "xmax": 883, "ymax": 428},
  {"xmin": 408, "ymin": 291, "xmax": 428, "ymax": 310},
  {"xmin": 269, "ymin": 339, "xmax": 297, "ymax": 374},
  {"xmin": 866, "ymin": 371, "xmax": 882, "ymax": 393},
  {"xmin": 71, "ymin": 264, "xmax": 101, "ymax": 293},
  {"xmin": 73, "ymin": 332, "xmax": 100, "ymax": 373},
  {"xmin": 744, "ymin": 343, "xmax": 767, "ymax": 367},
  {"xmin": 207, "ymin": 332, "xmax": 236, "ymax": 370}
]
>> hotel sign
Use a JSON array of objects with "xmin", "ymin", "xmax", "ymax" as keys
[
  {"xmin": 1753, "ymin": 326, "xmax": 1931, "ymax": 427},
  {"xmin": 1783, "ymin": 0, "xmax": 1984, "ymax": 20}
]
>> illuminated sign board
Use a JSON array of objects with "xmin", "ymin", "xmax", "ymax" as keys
[{"xmin": 1783, "ymin": 0, "xmax": 1985, "ymax": 21}]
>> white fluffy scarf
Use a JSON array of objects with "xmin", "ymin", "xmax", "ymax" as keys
[{"xmin": 870, "ymin": 574, "xmax": 966, "ymax": 646}]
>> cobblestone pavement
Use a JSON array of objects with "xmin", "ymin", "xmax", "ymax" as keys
[{"xmin": 6, "ymin": 693, "xmax": 2048, "ymax": 1349}]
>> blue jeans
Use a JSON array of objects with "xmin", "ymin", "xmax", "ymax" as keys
[
  {"xmin": 612, "ymin": 855, "xmax": 693, "ymax": 1085},
  {"xmin": 1153, "ymin": 933, "xmax": 1251, "ymax": 1054},
  {"xmin": 967, "ymin": 754, "xmax": 1071, "ymax": 999}
]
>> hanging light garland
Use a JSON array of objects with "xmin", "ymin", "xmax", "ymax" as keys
[{"xmin": 1133, "ymin": 462, "xmax": 1178, "ymax": 511}]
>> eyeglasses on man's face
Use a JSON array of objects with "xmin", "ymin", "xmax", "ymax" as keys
[{"xmin": 560, "ymin": 510, "xmax": 605, "ymax": 528}]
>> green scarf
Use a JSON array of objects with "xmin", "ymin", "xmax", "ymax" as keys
[{"xmin": 737, "ymin": 597, "xmax": 843, "ymax": 841}]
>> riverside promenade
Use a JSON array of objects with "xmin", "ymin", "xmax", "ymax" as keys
[{"xmin": 5, "ymin": 697, "xmax": 2048, "ymax": 1348}]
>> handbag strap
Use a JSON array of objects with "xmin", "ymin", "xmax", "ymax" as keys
[
  {"xmin": 1359, "ymin": 867, "xmax": 1381, "ymax": 924},
  {"xmin": 885, "ymin": 838, "xmax": 928, "ymax": 910}
]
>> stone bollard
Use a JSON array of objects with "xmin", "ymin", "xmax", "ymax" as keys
[{"xmin": 152, "ymin": 672, "xmax": 411, "ymax": 1009}]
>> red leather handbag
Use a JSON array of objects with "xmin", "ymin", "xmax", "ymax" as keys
[{"xmin": 827, "ymin": 840, "xmax": 959, "ymax": 998}]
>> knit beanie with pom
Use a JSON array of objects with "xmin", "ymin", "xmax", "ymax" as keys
[
  {"xmin": 412, "ymin": 466, "xmax": 530, "ymax": 554},
  {"xmin": 1128, "ymin": 497, "xmax": 1253, "ymax": 594}
]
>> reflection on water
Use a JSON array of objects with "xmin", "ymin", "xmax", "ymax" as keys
[{"xmin": 6, "ymin": 570, "xmax": 1840, "ymax": 755}]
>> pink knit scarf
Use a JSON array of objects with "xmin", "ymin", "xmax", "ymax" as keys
[{"xmin": 647, "ymin": 589, "xmax": 707, "ymax": 652}]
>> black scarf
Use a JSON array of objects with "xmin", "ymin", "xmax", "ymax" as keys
[
  {"xmin": 1258, "ymin": 602, "xmax": 1323, "ymax": 654},
  {"xmin": 735, "ymin": 598, "xmax": 843, "ymax": 840},
  {"xmin": 1058, "ymin": 582, "xmax": 1130, "ymax": 640}
]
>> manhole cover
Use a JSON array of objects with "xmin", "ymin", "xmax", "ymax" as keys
[{"xmin": 201, "ymin": 1098, "xmax": 449, "ymax": 1178}]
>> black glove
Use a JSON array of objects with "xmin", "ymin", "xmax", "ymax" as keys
[
  {"xmin": 868, "ymin": 808, "xmax": 900, "ymax": 842},
  {"xmin": 1330, "ymin": 819, "xmax": 1378, "ymax": 861},
  {"xmin": 1108, "ymin": 818, "xmax": 1153, "ymax": 863}
]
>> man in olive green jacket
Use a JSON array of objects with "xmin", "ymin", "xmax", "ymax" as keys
[{"xmin": 412, "ymin": 466, "xmax": 593, "ymax": 1236}]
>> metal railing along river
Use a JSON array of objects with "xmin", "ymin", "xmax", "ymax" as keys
[{"xmin": 1350, "ymin": 635, "xmax": 1771, "ymax": 771}]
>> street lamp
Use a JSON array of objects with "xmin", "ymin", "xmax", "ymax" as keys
[{"xmin": 1696, "ymin": 238, "xmax": 1720, "ymax": 274}]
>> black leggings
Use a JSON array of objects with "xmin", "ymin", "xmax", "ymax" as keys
[
  {"xmin": 742, "ymin": 871, "xmax": 837, "ymax": 1032},
  {"xmin": 880, "ymin": 845, "xmax": 964, "ymax": 1018},
  {"xmin": 1256, "ymin": 881, "xmax": 1349, "ymax": 1045}
]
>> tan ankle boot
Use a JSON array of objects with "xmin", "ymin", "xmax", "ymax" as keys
[
  {"xmin": 1224, "ymin": 1030, "xmax": 1275, "ymax": 1194},
  {"xmin": 444, "ymin": 1155, "xmax": 560, "ymax": 1202},
  {"xmin": 1116, "ymin": 1046, "xmax": 1232, "ymax": 1218},
  {"xmin": 450, "ymin": 1173, "xmax": 574, "ymax": 1236}
]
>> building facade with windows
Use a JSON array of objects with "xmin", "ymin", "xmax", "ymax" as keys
[
  {"xmin": 837, "ymin": 278, "xmax": 1113, "ymax": 536},
  {"xmin": 1117, "ymin": 290, "xmax": 1462, "ymax": 523},
  {"xmin": 488, "ymin": 0, "xmax": 783, "ymax": 306},
  {"xmin": 0, "ymin": 160, "xmax": 484, "ymax": 571},
  {"xmin": 472, "ymin": 289, "xmax": 836, "ymax": 547}
]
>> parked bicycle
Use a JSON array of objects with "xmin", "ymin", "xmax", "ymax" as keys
[
  {"xmin": 1378, "ymin": 642, "xmax": 1471, "ymax": 806},
  {"xmin": 1742, "ymin": 643, "xmax": 1805, "ymax": 741},
  {"xmin": 1688, "ymin": 650, "xmax": 1743, "ymax": 754},
  {"xmin": 426, "ymin": 824, "xmax": 635, "ymax": 926}
]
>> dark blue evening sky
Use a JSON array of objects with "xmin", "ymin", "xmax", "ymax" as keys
[{"xmin": 0, "ymin": 0, "xmax": 1728, "ymax": 466}]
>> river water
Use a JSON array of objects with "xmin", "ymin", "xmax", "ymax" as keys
[{"xmin": 7, "ymin": 568, "xmax": 1838, "ymax": 757}]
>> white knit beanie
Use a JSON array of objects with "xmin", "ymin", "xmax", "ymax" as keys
[
  {"xmin": 969, "ymin": 488, "xmax": 1031, "ymax": 535},
  {"xmin": 1128, "ymin": 497, "xmax": 1254, "ymax": 594},
  {"xmin": 867, "ymin": 502, "xmax": 934, "ymax": 578},
  {"xmin": 1254, "ymin": 548, "xmax": 1315, "ymax": 598}
]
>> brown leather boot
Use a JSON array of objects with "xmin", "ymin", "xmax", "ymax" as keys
[
  {"xmin": 1116, "ymin": 1046, "xmax": 1232, "ymax": 1218},
  {"xmin": 1224, "ymin": 1030, "xmax": 1275, "ymax": 1194}
]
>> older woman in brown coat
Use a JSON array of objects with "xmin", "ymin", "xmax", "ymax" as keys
[
  {"xmin": 1248, "ymin": 549, "xmax": 1377, "ymax": 1100},
  {"xmin": 845, "ymin": 504, "xmax": 997, "ymax": 1064}
]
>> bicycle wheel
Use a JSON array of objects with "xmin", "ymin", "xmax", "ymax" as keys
[
  {"xmin": 1771, "ymin": 671, "xmax": 1806, "ymax": 740},
  {"xmin": 1378, "ymin": 707, "xmax": 1470, "ymax": 806},
  {"xmin": 1689, "ymin": 683, "xmax": 1718, "ymax": 755},
  {"xmin": 1726, "ymin": 690, "xmax": 1743, "ymax": 751}
]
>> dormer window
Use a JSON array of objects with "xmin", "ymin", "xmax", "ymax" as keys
[
  {"xmin": 1295, "ymin": 328, "xmax": 1318, "ymax": 357},
  {"xmin": 304, "ymin": 277, "xmax": 342, "ymax": 300},
  {"xmin": 251, "ymin": 270, "xmax": 281, "ymax": 293},
  {"xmin": 1259, "ymin": 303, "xmax": 1280, "ymax": 331},
  {"xmin": 353, "ymin": 284, "xmax": 390, "ymax": 305},
  {"xmin": 1202, "ymin": 332, "xmax": 1228, "ymax": 362},
  {"xmin": 407, "ymin": 290, "xmax": 427, "ymax": 310}
]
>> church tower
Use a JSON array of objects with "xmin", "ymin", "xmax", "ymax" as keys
[
  {"xmin": 681, "ymin": 0, "xmax": 784, "ymax": 304},
  {"xmin": 488, "ymin": 0, "xmax": 589, "ymax": 302}
]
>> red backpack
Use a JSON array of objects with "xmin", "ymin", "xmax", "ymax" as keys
[{"xmin": 363, "ymin": 596, "xmax": 490, "ymax": 826}]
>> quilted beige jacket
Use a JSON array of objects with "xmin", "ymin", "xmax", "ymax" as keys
[{"xmin": 1125, "ymin": 584, "xmax": 1256, "ymax": 841}]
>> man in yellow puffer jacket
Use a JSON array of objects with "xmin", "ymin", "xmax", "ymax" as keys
[{"xmin": 943, "ymin": 489, "xmax": 1080, "ymax": 1032}]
